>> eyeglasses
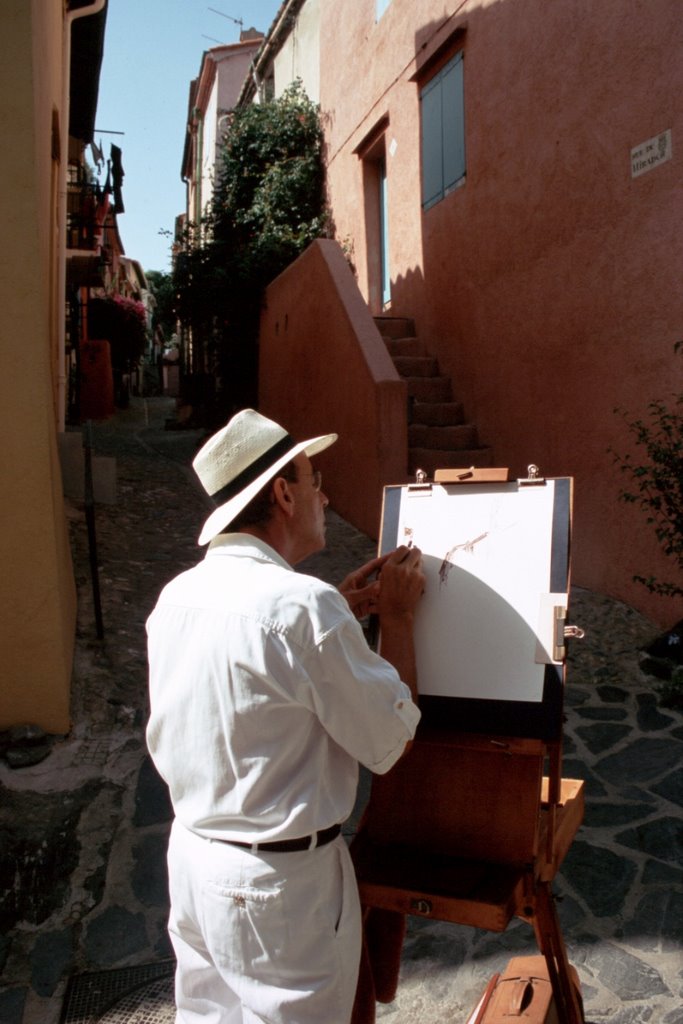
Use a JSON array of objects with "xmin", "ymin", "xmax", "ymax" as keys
[{"xmin": 295, "ymin": 469, "xmax": 322, "ymax": 491}]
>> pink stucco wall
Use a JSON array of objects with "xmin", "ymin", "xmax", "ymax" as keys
[
  {"xmin": 315, "ymin": 0, "xmax": 682, "ymax": 627},
  {"xmin": 259, "ymin": 239, "xmax": 407, "ymax": 537}
]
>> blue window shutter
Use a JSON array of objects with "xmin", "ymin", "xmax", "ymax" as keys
[
  {"xmin": 442, "ymin": 52, "xmax": 465, "ymax": 193},
  {"xmin": 420, "ymin": 51, "xmax": 465, "ymax": 209},
  {"xmin": 421, "ymin": 75, "xmax": 443, "ymax": 208},
  {"xmin": 376, "ymin": 0, "xmax": 392, "ymax": 19}
]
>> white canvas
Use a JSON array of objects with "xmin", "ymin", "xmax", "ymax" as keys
[{"xmin": 391, "ymin": 481, "xmax": 565, "ymax": 702}]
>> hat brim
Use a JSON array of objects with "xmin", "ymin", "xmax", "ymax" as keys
[{"xmin": 197, "ymin": 431, "xmax": 337, "ymax": 545}]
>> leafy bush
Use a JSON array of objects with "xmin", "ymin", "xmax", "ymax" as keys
[
  {"xmin": 173, "ymin": 81, "xmax": 328, "ymax": 420},
  {"xmin": 145, "ymin": 270, "xmax": 176, "ymax": 340},
  {"xmin": 612, "ymin": 342, "xmax": 683, "ymax": 599},
  {"xmin": 216, "ymin": 81, "xmax": 326, "ymax": 258}
]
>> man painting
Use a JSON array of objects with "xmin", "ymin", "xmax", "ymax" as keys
[{"xmin": 147, "ymin": 409, "xmax": 424, "ymax": 1023}]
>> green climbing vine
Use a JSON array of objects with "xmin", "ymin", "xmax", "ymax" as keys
[{"xmin": 173, "ymin": 81, "xmax": 329, "ymax": 422}]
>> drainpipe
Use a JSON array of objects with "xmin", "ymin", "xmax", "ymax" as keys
[
  {"xmin": 250, "ymin": 61, "xmax": 263, "ymax": 104},
  {"xmin": 193, "ymin": 107, "xmax": 203, "ymax": 223},
  {"xmin": 236, "ymin": 0, "xmax": 302, "ymax": 107},
  {"xmin": 57, "ymin": 0, "xmax": 107, "ymax": 432}
]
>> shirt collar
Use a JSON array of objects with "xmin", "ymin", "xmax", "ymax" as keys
[{"xmin": 206, "ymin": 532, "xmax": 292, "ymax": 571}]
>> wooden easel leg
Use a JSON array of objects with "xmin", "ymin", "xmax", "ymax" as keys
[{"xmin": 532, "ymin": 882, "xmax": 584, "ymax": 1024}]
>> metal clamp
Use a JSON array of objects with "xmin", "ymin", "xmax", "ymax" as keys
[
  {"xmin": 518, "ymin": 463, "xmax": 546, "ymax": 486},
  {"xmin": 408, "ymin": 467, "xmax": 432, "ymax": 493},
  {"xmin": 553, "ymin": 610, "xmax": 585, "ymax": 661}
]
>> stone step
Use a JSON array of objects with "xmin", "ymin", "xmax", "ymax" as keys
[
  {"xmin": 393, "ymin": 355, "xmax": 440, "ymax": 378},
  {"xmin": 410, "ymin": 400, "xmax": 465, "ymax": 426},
  {"xmin": 386, "ymin": 336, "xmax": 428, "ymax": 358},
  {"xmin": 408, "ymin": 446, "xmax": 494, "ymax": 477},
  {"xmin": 374, "ymin": 315, "xmax": 416, "ymax": 340},
  {"xmin": 373, "ymin": 311, "xmax": 494, "ymax": 467},
  {"xmin": 405, "ymin": 376, "xmax": 453, "ymax": 402},
  {"xmin": 408, "ymin": 422, "xmax": 479, "ymax": 449}
]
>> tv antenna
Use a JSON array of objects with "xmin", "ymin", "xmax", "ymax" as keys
[{"xmin": 207, "ymin": 7, "xmax": 244, "ymax": 29}]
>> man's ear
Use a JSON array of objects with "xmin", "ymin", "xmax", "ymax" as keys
[{"xmin": 271, "ymin": 476, "xmax": 296, "ymax": 518}]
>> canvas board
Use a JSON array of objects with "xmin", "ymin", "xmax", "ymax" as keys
[{"xmin": 379, "ymin": 479, "xmax": 571, "ymax": 713}]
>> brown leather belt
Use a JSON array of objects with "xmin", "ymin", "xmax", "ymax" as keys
[{"xmin": 222, "ymin": 823, "xmax": 341, "ymax": 853}]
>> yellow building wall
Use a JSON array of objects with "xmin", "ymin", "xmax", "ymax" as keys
[{"xmin": 0, "ymin": 0, "xmax": 76, "ymax": 733}]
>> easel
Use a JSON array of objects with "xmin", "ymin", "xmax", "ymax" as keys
[{"xmin": 351, "ymin": 468, "xmax": 585, "ymax": 1023}]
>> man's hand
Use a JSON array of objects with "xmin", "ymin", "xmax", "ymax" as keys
[
  {"xmin": 339, "ymin": 547, "xmax": 426, "ymax": 620},
  {"xmin": 374, "ymin": 545, "xmax": 425, "ymax": 714},
  {"xmin": 377, "ymin": 545, "xmax": 425, "ymax": 622},
  {"xmin": 338, "ymin": 553, "xmax": 391, "ymax": 618}
]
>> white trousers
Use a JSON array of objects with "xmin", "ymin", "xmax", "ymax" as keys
[{"xmin": 167, "ymin": 821, "xmax": 362, "ymax": 1024}]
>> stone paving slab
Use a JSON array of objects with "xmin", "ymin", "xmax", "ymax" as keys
[{"xmin": 0, "ymin": 397, "xmax": 681, "ymax": 1024}]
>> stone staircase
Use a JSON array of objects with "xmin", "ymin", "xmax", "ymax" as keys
[{"xmin": 374, "ymin": 315, "xmax": 493, "ymax": 479}]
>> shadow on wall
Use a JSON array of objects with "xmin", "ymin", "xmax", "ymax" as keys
[{"xmin": 380, "ymin": 1, "xmax": 681, "ymax": 625}]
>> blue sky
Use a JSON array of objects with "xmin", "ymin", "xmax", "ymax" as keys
[{"xmin": 95, "ymin": 0, "xmax": 283, "ymax": 274}]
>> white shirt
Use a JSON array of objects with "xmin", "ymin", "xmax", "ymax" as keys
[{"xmin": 146, "ymin": 534, "xmax": 420, "ymax": 842}]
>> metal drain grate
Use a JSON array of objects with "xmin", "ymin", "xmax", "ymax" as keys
[
  {"xmin": 97, "ymin": 976, "xmax": 175, "ymax": 1023},
  {"xmin": 61, "ymin": 961, "xmax": 175, "ymax": 1023}
]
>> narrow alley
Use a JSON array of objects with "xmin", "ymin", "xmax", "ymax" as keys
[{"xmin": 1, "ymin": 397, "xmax": 681, "ymax": 1024}]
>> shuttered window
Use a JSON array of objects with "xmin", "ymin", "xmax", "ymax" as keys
[{"xmin": 420, "ymin": 50, "xmax": 465, "ymax": 209}]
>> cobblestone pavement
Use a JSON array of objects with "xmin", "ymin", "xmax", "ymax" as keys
[{"xmin": 0, "ymin": 397, "xmax": 681, "ymax": 1024}]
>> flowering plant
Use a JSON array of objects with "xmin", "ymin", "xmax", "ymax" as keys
[{"xmin": 89, "ymin": 295, "xmax": 148, "ymax": 368}]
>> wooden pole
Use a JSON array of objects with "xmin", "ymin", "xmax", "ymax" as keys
[{"xmin": 83, "ymin": 421, "xmax": 104, "ymax": 639}]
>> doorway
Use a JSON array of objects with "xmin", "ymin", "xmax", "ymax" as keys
[
  {"xmin": 360, "ymin": 123, "xmax": 391, "ymax": 314},
  {"xmin": 379, "ymin": 158, "xmax": 391, "ymax": 308}
]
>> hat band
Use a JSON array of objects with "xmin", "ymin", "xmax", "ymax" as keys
[{"xmin": 210, "ymin": 434, "xmax": 296, "ymax": 507}]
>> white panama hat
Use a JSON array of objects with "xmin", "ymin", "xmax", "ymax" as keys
[{"xmin": 193, "ymin": 409, "xmax": 337, "ymax": 545}]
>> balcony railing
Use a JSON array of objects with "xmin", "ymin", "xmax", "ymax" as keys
[{"xmin": 66, "ymin": 183, "xmax": 110, "ymax": 251}]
